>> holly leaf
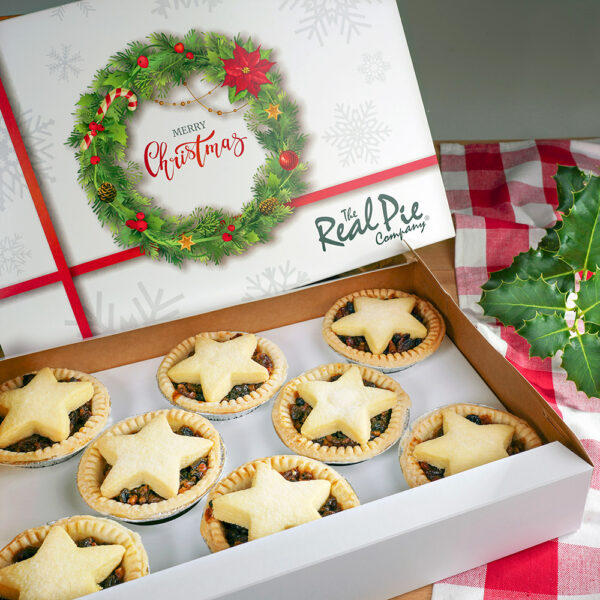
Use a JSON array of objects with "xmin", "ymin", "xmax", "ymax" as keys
[
  {"xmin": 479, "ymin": 278, "xmax": 567, "ymax": 330},
  {"xmin": 482, "ymin": 248, "xmax": 575, "ymax": 293},
  {"xmin": 561, "ymin": 333, "xmax": 600, "ymax": 398},
  {"xmin": 517, "ymin": 313, "xmax": 571, "ymax": 358},
  {"xmin": 105, "ymin": 122, "xmax": 128, "ymax": 146},
  {"xmin": 556, "ymin": 175, "xmax": 600, "ymax": 273},
  {"xmin": 103, "ymin": 71, "xmax": 129, "ymax": 88},
  {"xmin": 553, "ymin": 165, "xmax": 591, "ymax": 213},
  {"xmin": 77, "ymin": 94, "xmax": 97, "ymax": 107},
  {"xmin": 539, "ymin": 222, "xmax": 561, "ymax": 253},
  {"xmin": 579, "ymin": 274, "xmax": 600, "ymax": 326}
]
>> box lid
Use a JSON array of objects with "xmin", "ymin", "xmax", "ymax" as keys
[{"xmin": 0, "ymin": 0, "xmax": 454, "ymax": 356}]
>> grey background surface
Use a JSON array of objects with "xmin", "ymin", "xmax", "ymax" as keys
[{"xmin": 1, "ymin": 0, "xmax": 598, "ymax": 140}]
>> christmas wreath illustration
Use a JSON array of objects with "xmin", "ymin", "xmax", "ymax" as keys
[{"xmin": 68, "ymin": 31, "xmax": 308, "ymax": 265}]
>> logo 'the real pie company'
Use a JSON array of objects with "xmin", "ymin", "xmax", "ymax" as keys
[{"xmin": 314, "ymin": 194, "xmax": 427, "ymax": 252}]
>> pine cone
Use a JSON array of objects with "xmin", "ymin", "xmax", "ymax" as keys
[
  {"xmin": 97, "ymin": 182, "xmax": 117, "ymax": 203},
  {"xmin": 259, "ymin": 197, "xmax": 278, "ymax": 215}
]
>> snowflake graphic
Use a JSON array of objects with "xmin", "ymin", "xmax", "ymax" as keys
[
  {"xmin": 0, "ymin": 109, "xmax": 56, "ymax": 213},
  {"xmin": 46, "ymin": 45, "xmax": 83, "ymax": 82},
  {"xmin": 152, "ymin": 0, "xmax": 223, "ymax": 18},
  {"xmin": 65, "ymin": 282, "xmax": 184, "ymax": 335},
  {"xmin": 357, "ymin": 51, "xmax": 390, "ymax": 84},
  {"xmin": 280, "ymin": 0, "xmax": 381, "ymax": 46},
  {"xmin": 323, "ymin": 101, "xmax": 391, "ymax": 166},
  {"xmin": 0, "ymin": 234, "xmax": 32, "ymax": 277},
  {"xmin": 0, "ymin": 116, "xmax": 25, "ymax": 212},
  {"xmin": 242, "ymin": 261, "xmax": 310, "ymax": 301},
  {"xmin": 51, "ymin": 1, "xmax": 95, "ymax": 20}
]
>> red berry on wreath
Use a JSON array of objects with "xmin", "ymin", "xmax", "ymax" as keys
[
  {"xmin": 89, "ymin": 122, "xmax": 98, "ymax": 131},
  {"xmin": 136, "ymin": 212, "xmax": 145, "ymax": 220},
  {"xmin": 222, "ymin": 233, "xmax": 233, "ymax": 242},
  {"xmin": 137, "ymin": 55, "xmax": 149, "ymax": 68},
  {"xmin": 227, "ymin": 224, "xmax": 235, "ymax": 232},
  {"xmin": 96, "ymin": 124, "xmax": 105, "ymax": 132},
  {"xmin": 279, "ymin": 150, "xmax": 299, "ymax": 171},
  {"xmin": 135, "ymin": 220, "xmax": 148, "ymax": 232},
  {"xmin": 90, "ymin": 156, "xmax": 101, "ymax": 165},
  {"xmin": 126, "ymin": 219, "xmax": 137, "ymax": 229},
  {"xmin": 174, "ymin": 42, "xmax": 184, "ymax": 54},
  {"xmin": 90, "ymin": 130, "xmax": 97, "ymax": 137},
  {"xmin": 185, "ymin": 51, "xmax": 194, "ymax": 60}
]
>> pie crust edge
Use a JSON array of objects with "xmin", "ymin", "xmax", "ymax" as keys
[
  {"xmin": 272, "ymin": 363, "xmax": 411, "ymax": 463},
  {"xmin": 399, "ymin": 403, "xmax": 543, "ymax": 487},
  {"xmin": 0, "ymin": 515, "xmax": 149, "ymax": 581},
  {"xmin": 200, "ymin": 454, "xmax": 360, "ymax": 552},
  {"xmin": 77, "ymin": 408, "xmax": 224, "ymax": 520},
  {"xmin": 0, "ymin": 368, "xmax": 110, "ymax": 465},
  {"xmin": 156, "ymin": 331, "xmax": 288, "ymax": 416},
  {"xmin": 322, "ymin": 289, "xmax": 446, "ymax": 369}
]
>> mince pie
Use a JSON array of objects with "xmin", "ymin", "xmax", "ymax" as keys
[
  {"xmin": 272, "ymin": 363, "xmax": 410, "ymax": 463},
  {"xmin": 0, "ymin": 515, "xmax": 148, "ymax": 599},
  {"xmin": 157, "ymin": 331, "xmax": 287, "ymax": 419},
  {"xmin": 322, "ymin": 289, "xmax": 445, "ymax": 371},
  {"xmin": 77, "ymin": 409, "xmax": 223, "ymax": 521},
  {"xmin": 200, "ymin": 455, "xmax": 359, "ymax": 551},
  {"xmin": 0, "ymin": 367, "xmax": 110, "ymax": 466},
  {"xmin": 399, "ymin": 403, "xmax": 542, "ymax": 487}
]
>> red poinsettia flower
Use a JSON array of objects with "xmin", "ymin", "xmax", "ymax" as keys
[{"xmin": 221, "ymin": 43, "xmax": 274, "ymax": 99}]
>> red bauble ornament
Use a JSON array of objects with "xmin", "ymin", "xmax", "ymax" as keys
[
  {"xmin": 126, "ymin": 219, "xmax": 137, "ymax": 229},
  {"xmin": 227, "ymin": 224, "xmax": 235, "ymax": 232},
  {"xmin": 222, "ymin": 233, "xmax": 233, "ymax": 242},
  {"xmin": 174, "ymin": 42, "xmax": 184, "ymax": 54},
  {"xmin": 135, "ymin": 220, "xmax": 148, "ymax": 232},
  {"xmin": 137, "ymin": 55, "xmax": 149, "ymax": 68},
  {"xmin": 279, "ymin": 150, "xmax": 299, "ymax": 171},
  {"xmin": 136, "ymin": 212, "xmax": 145, "ymax": 220},
  {"xmin": 185, "ymin": 52, "xmax": 194, "ymax": 60},
  {"xmin": 90, "ymin": 156, "xmax": 101, "ymax": 165}
]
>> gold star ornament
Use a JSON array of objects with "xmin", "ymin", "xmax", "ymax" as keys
[
  {"xmin": 331, "ymin": 296, "xmax": 427, "ymax": 354},
  {"xmin": 413, "ymin": 410, "xmax": 515, "ymax": 475},
  {"xmin": 177, "ymin": 233, "xmax": 194, "ymax": 251},
  {"xmin": 167, "ymin": 334, "xmax": 269, "ymax": 403},
  {"xmin": 297, "ymin": 366, "xmax": 398, "ymax": 445},
  {"xmin": 98, "ymin": 413, "xmax": 213, "ymax": 499},
  {"xmin": 0, "ymin": 526, "xmax": 124, "ymax": 600},
  {"xmin": 0, "ymin": 368, "xmax": 93, "ymax": 448},
  {"xmin": 211, "ymin": 462, "xmax": 331, "ymax": 540},
  {"xmin": 264, "ymin": 103, "xmax": 282, "ymax": 120}
]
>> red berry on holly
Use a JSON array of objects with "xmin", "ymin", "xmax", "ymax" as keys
[
  {"xmin": 90, "ymin": 156, "xmax": 100, "ymax": 165},
  {"xmin": 90, "ymin": 130, "xmax": 97, "ymax": 137},
  {"xmin": 174, "ymin": 42, "xmax": 184, "ymax": 54},
  {"xmin": 96, "ymin": 124, "xmax": 105, "ymax": 132},
  {"xmin": 136, "ymin": 212, "xmax": 145, "ymax": 220},
  {"xmin": 89, "ymin": 122, "xmax": 98, "ymax": 131},
  {"xmin": 137, "ymin": 55, "xmax": 149, "ymax": 68},
  {"xmin": 185, "ymin": 51, "xmax": 194, "ymax": 60},
  {"xmin": 126, "ymin": 219, "xmax": 137, "ymax": 229},
  {"xmin": 222, "ymin": 233, "xmax": 233, "ymax": 242},
  {"xmin": 227, "ymin": 224, "xmax": 235, "ymax": 232},
  {"xmin": 279, "ymin": 150, "xmax": 299, "ymax": 171},
  {"xmin": 135, "ymin": 220, "xmax": 148, "ymax": 232}
]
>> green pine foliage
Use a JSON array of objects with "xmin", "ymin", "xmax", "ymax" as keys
[
  {"xmin": 67, "ymin": 30, "xmax": 308, "ymax": 268},
  {"xmin": 479, "ymin": 165, "xmax": 600, "ymax": 398}
]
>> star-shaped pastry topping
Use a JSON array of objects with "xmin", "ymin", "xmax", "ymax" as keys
[
  {"xmin": 413, "ymin": 410, "xmax": 515, "ymax": 476},
  {"xmin": 212, "ymin": 462, "xmax": 331, "ymax": 540},
  {"xmin": 264, "ymin": 103, "xmax": 282, "ymax": 120},
  {"xmin": 0, "ymin": 368, "xmax": 94, "ymax": 448},
  {"xmin": 331, "ymin": 296, "xmax": 428, "ymax": 354},
  {"xmin": 167, "ymin": 334, "xmax": 269, "ymax": 403},
  {"xmin": 0, "ymin": 526, "xmax": 124, "ymax": 600},
  {"xmin": 98, "ymin": 413, "xmax": 213, "ymax": 499},
  {"xmin": 177, "ymin": 233, "xmax": 194, "ymax": 251},
  {"xmin": 296, "ymin": 366, "xmax": 398, "ymax": 445}
]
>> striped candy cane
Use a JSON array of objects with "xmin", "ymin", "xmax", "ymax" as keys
[{"xmin": 80, "ymin": 88, "xmax": 138, "ymax": 151}]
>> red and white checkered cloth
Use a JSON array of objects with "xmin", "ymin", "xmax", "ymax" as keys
[{"xmin": 432, "ymin": 140, "xmax": 600, "ymax": 600}]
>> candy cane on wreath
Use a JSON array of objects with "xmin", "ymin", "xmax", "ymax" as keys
[{"xmin": 80, "ymin": 88, "xmax": 138, "ymax": 151}]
